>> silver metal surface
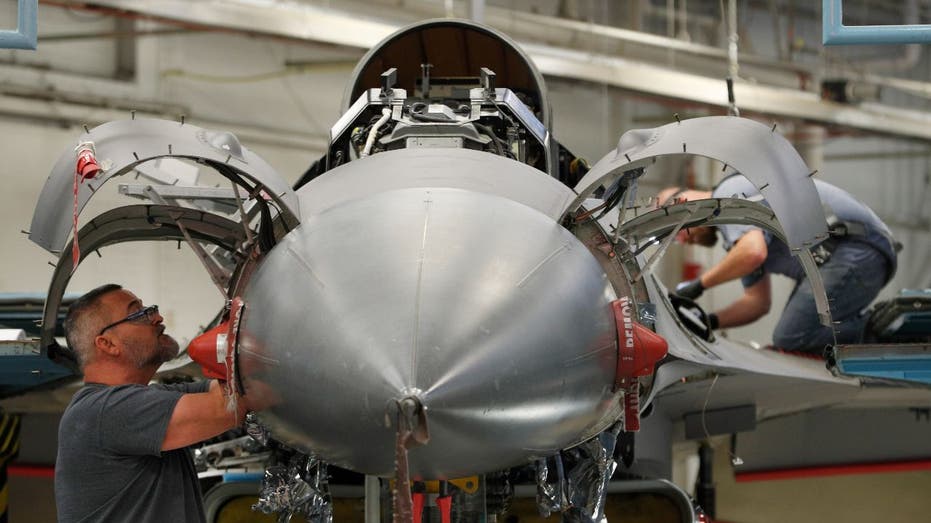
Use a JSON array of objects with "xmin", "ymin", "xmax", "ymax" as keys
[
  {"xmin": 478, "ymin": 88, "xmax": 548, "ymax": 148},
  {"xmin": 570, "ymin": 116, "xmax": 828, "ymax": 252},
  {"xmin": 298, "ymin": 147, "xmax": 576, "ymax": 221},
  {"xmin": 240, "ymin": 187, "xmax": 618, "ymax": 478},
  {"xmin": 28, "ymin": 118, "xmax": 300, "ymax": 254},
  {"xmin": 118, "ymin": 184, "xmax": 241, "ymax": 201}
]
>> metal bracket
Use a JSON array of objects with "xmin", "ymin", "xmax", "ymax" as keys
[
  {"xmin": 632, "ymin": 203, "xmax": 697, "ymax": 283},
  {"xmin": 481, "ymin": 67, "xmax": 497, "ymax": 100},
  {"xmin": 119, "ymin": 184, "xmax": 241, "ymax": 202},
  {"xmin": 380, "ymin": 67, "xmax": 397, "ymax": 100},
  {"xmin": 148, "ymin": 186, "xmax": 232, "ymax": 297}
]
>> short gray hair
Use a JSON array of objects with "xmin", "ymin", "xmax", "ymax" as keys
[{"xmin": 64, "ymin": 284, "xmax": 123, "ymax": 368}]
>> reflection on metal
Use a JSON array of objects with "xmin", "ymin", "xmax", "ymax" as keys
[
  {"xmin": 242, "ymin": 185, "xmax": 619, "ymax": 477},
  {"xmin": 823, "ymin": 0, "xmax": 931, "ymax": 45},
  {"xmin": 0, "ymin": 0, "xmax": 36, "ymax": 50},
  {"xmin": 253, "ymin": 454, "xmax": 333, "ymax": 522},
  {"xmin": 535, "ymin": 456, "xmax": 567, "ymax": 517},
  {"xmin": 297, "ymin": 148, "xmax": 575, "ymax": 221},
  {"xmin": 245, "ymin": 412, "xmax": 271, "ymax": 446},
  {"xmin": 563, "ymin": 423, "xmax": 624, "ymax": 522}
]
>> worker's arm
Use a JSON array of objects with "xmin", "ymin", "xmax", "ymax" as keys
[
  {"xmin": 161, "ymin": 380, "xmax": 242, "ymax": 451},
  {"xmin": 713, "ymin": 274, "xmax": 772, "ymax": 328},
  {"xmin": 700, "ymin": 229, "xmax": 768, "ymax": 288}
]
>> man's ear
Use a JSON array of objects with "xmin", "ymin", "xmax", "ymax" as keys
[{"xmin": 94, "ymin": 335, "xmax": 121, "ymax": 357}]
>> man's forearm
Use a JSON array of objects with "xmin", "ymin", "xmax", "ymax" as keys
[
  {"xmin": 713, "ymin": 277, "xmax": 771, "ymax": 328},
  {"xmin": 715, "ymin": 299, "xmax": 767, "ymax": 328},
  {"xmin": 701, "ymin": 229, "xmax": 767, "ymax": 288},
  {"xmin": 162, "ymin": 381, "xmax": 241, "ymax": 451}
]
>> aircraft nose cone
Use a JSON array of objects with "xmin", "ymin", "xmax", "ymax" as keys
[{"xmin": 239, "ymin": 187, "xmax": 619, "ymax": 478}]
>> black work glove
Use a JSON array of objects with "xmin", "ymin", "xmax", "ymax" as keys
[
  {"xmin": 674, "ymin": 278, "xmax": 705, "ymax": 300},
  {"xmin": 668, "ymin": 294, "xmax": 715, "ymax": 341}
]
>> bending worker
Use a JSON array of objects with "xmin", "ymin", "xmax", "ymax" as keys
[
  {"xmin": 658, "ymin": 174, "xmax": 898, "ymax": 352},
  {"xmin": 55, "ymin": 284, "xmax": 272, "ymax": 522}
]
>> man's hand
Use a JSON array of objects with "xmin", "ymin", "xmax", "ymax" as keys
[
  {"xmin": 241, "ymin": 378, "xmax": 281, "ymax": 412},
  {"xmin": 668, "ymin": 294, "xmax": 715, "ymax": 341},
  {"xmin": 675, "ymin": 278, "xmax": 705, "ymax": 300}
]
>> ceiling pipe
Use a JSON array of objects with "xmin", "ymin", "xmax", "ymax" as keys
[
  {"xmin": 727, "ymin": 0, "xmax": 739, "ymax": 80},
  {"xmin": 677, "ymin": 0, "xmax": 691, "ymax": 42}
]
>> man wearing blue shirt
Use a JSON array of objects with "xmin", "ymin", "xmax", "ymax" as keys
[{"xmin": 658, "ymin": 175, "xmax": 898, "ymax": 353}]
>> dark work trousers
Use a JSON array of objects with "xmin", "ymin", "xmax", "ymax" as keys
[{"xmin": 772, "ymin": 241, "xmax": 889, "ymax": 352}]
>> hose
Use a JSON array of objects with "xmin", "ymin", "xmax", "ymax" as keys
[{"xmin": 361, "ymin": 108, "xmax": 391, "ymax": 158}]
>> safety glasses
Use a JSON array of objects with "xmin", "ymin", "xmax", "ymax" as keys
[{"xmin": 98, "ymin": 305, "xmax": 159, "ymax": 336}]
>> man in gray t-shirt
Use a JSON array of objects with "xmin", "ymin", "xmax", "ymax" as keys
[
  {"xmin": 658, "ymin": 175, "xmax": 897, "ymax": 353},
  {"xmin": 55, "ymin": 284, "xmax": 264, "ymax": 522}
]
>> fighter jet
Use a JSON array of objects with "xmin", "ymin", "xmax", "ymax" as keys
[{"xmin": 24, "ymin": 19, "xmax": 931, "ymax": 522}]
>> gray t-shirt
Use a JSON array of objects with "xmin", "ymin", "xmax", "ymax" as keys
[
  {"xmin": 55, "ymin": 380, "xmax": 211, "ymax": 523},
  {"xmin": 712, "ymin": 175, "xmax": 897, "ymax": 287}
]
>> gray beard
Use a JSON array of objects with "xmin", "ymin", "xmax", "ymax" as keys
[{"xmin": 131, "ymin": 334, "xmax": 180, "ymax": 369}]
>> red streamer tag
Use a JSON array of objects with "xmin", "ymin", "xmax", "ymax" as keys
[
  {"xmin": 71, "ymin": 143, "xmax": 100, "ymax": 274},
  {"xmin": 71, "ymin": 169, "xmax": 81, "ymax": 274}
]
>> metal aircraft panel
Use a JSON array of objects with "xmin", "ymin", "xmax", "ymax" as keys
[
  {"xmin": 615, "ymin": 198, "xmax": 832, "ymax": 328},
  {"xmin": 36, "ymin": 205, "xmax": 246, "ymax": 354},
  {"xmin": 297, "ymin": 147, "xmax": 576, "ymax": 221},
  {"xmin": 240, "ymin": 187, "xmax": 618, "ymax": 478},
  {"xmin": 28, "ymin": 119, "xmax": 300, "ymax": 254},
  {"xmin": 569, "ymin": 116, "xmax": 829, "ymax": 252}
]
